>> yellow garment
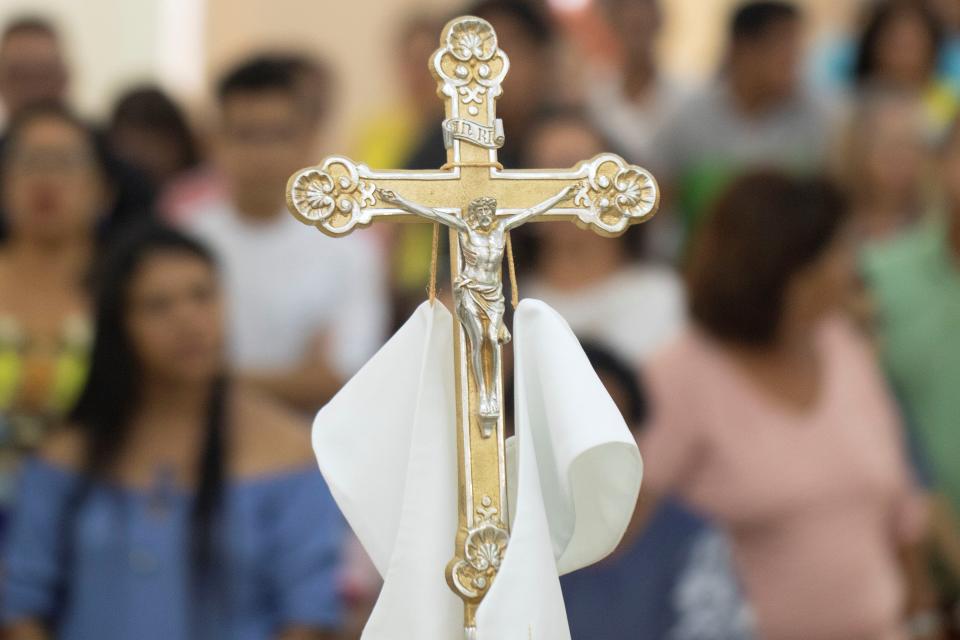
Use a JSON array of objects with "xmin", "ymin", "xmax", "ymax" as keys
[
  {"xmin": 923, "ymin": 80, "xmax": 960, "ymax": 140},
  {"xmin": 352, "ymin": 106, "xmax": 422, "ymax": 171},
  {"xmin": 0, "ymin": 313, "xmax": 90, "ymax": 505},
  {"xmin": 0, "ymin": 314, "xmax": 91, "ymax": 444},
  {"xmin": 352, "ymin": 106, "xmax": 436, "ymax": 292}
]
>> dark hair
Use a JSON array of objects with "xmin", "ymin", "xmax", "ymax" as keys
[
  {"xmin": 730, "ymin": 1, "xmax": 800, "ymax": 42},
  {"xmin": 853, "ymin": 0, "xmax": 942, "ymax": 86},
  {"xmin": 468, "ymin": 0, "xmax": 554, "ymax": 47},
  {"xmin": 581, "ymin": 341, "xmax": 647, "ymax": 426},
  {"xmin": 70, "ymin": 223, "xmax": 225, "ymax": 577},
  {"xmin": 1, "ymin": 15, "xmax": 59, "ymax": 43},
  {"xmin": 109, "ymin": 85, "xmax": 200, "ymax": 171},
  {"xmin": 687, "ymin": 171, "xmax": 849, "ymax": 346},
  {"xmin": 216, "ymin": 53, "xmax": 332, "ymax": 123}
]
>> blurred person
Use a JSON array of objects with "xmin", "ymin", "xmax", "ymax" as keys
[
  {"xmin": 520, "ymin": 108, "xmax": 685, "ymax": 364},
  {"xmin": 162, "ymin": 55, "xmax": 332, "ymax": 225},
  {"xmin": 1, "ymin": 225, "xmax": 343, "ymax": 640},
  {"xmin": 854, "ymin": 0, "xmax": 959, "ymax": 139},
  {"xmin": 0, "ymin": 104, "xmax": 111, "ymax": 530},
  {"xmin": 404, "ymin": 0, "xmax": 555, "ymax": 171},
  {"xmin": 586, "ymin": 0, "xmax": 687, "ymax": 164},
  {"xmin": 0, "ymin": 17, "xmax": 67, "ymax": 124},
  {"xmin": 639, "ymin": 172, "xmax": 933, "ymax": 640},
  {"xmin": 653, "ymin": 1, "xmax": 833, "ymax": 246},
  {"xmin": 353, "ymin": 14, "xmax": 441, "ymax": 171},
  {"xmin": 561, "ymin": 342, "xmax": 753, "ymax": 640},
  {"xmin": 352, "ymin": 14, "xmax": 444, "ymax": 327},
  {"xmin": 108, "ymin": 85, "xmax": 201, "ymax": 196},
  {"xmin": 185, "ymin": 55, "xmax": 387, "ymax": 413},
  {"xmin": 863, "ymin": 117, "xmax": 960, "ymax": 621},
  {"xmin": 840, "ymin": 89, "xmax": 931, "ymax": 246}
]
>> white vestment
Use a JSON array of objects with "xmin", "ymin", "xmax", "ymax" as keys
[{"xmin": 313, "ymin": 299, "xmax": 643, "ymax": 639}]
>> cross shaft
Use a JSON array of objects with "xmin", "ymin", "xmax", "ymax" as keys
[{"xmin": 286, "ymin": 15, "xmax": 658, "ymax": 634}]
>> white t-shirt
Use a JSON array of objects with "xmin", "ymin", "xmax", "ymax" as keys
[
  {"xmin": 186, "ymin": 203, "xmax": 388, "ymax": 378},
  {"xmin": 525, "ymin": 265, "xmax": 685, "ymax": 365}
]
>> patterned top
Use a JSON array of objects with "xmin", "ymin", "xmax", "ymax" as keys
[{"xmin": 0, "ymin": 314, "xmax": 90, "ymax": 508}]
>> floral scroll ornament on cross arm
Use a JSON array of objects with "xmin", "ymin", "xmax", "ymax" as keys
[
  {"xmin": 573, "ymin": 154, "xmax": 660, "ymax": 235},
  {"xmin": 288, "ymin": 157, "xmax": 378, "ymax": 235}
]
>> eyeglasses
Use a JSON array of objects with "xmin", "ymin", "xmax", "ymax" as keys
[{"xmin": 5, "ymin": 148, "xmax": 96, "ymax": 175}]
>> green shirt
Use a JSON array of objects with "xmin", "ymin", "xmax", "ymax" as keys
[{"xmin": 862, "ymin": 220, "xmax": 960, "ymax": 510}]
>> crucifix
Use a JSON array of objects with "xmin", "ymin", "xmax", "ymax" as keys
[{"xmin": 286, "ymin": 15, "xmax": 658, "ymax": 635}]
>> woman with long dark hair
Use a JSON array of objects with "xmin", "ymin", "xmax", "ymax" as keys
[
  {"xmin": 638, "ymin": 172, "xmax": 932, "ymax": 640},
  {"xmin": 1, "ymin": 225, "xmax": 343, "ymax": 639}
]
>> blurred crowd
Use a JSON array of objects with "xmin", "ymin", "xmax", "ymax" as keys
[{"xmin": 0, "ymin": 0, "xmax": 958, "ymax": 638}]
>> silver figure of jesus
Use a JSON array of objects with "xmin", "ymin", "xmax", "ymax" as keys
[{"xmin": 377, "ymin": 185, "xmax": 576, "ymax": 434}]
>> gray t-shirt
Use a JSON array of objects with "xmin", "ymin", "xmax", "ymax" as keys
[{"xmin": 652, "ymin": 80, "xmax": 834, "ymax": 230}]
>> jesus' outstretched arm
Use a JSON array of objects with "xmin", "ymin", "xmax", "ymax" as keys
[
  {"xmin": 377, "ymin": 188, "xmax": 468, "ymax": 232},
  {"xmin": 503, "ymin": 183, "xmax": 579, "ymax": 231}
]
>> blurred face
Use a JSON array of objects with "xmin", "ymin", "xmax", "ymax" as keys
[
  {"xmin": 733, "ymin": 19, "xmax": 802, "ymax": 103},
  {"xmin": 2, "ymin": 115, "xmax": 107, "ymax": 243},
  {"xmin": 786, "ymin": 226, "xmax": 856, "ymax": 326},
  {"xmin": 216, "ymin": 90, "xmax": 315, "ymax": 216},
  {"xmin": 872, "ymin": 11, "xmax": 936, "ymax": 86},
  {"xmin": 126, "ymin": 252, "xmax": 224, "ymax": 385},
  {"xmin": 526, "ymin": 119, "xmax": 605, "ymax": 169},
  {"xmin": 526, "ymin": 119, "xmax": 615, "ymax": 252},
  {"xmin": 861, "ymin": 100, "xmax": 927, "ymax": 201},
  {"xmin": 0, "ymin": 31, "xmax": 67, "ymax": 116}
]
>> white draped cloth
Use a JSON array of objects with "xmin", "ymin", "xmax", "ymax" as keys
[{"xmin": 313, "ymin": 299, "xmax": 643, "ymax": 639}]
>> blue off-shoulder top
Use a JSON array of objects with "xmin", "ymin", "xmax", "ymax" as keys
[{"xmin": 1, "ymin": 458, "xmax": 344, "ymax": 640}]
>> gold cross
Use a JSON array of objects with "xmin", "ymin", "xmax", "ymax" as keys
[{"xmin": 286, "ymin": 15, "xmax": 658, "ymax": 632}]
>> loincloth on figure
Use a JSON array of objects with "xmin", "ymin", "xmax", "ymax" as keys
[{"xmin": 453, "ymin": 276, "xmax": 511, "ymax": 344}]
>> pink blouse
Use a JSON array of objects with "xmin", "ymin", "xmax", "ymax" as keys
[{"xmin": 640, "ymin": 317, "xmax": 926, "ymax": 640}]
